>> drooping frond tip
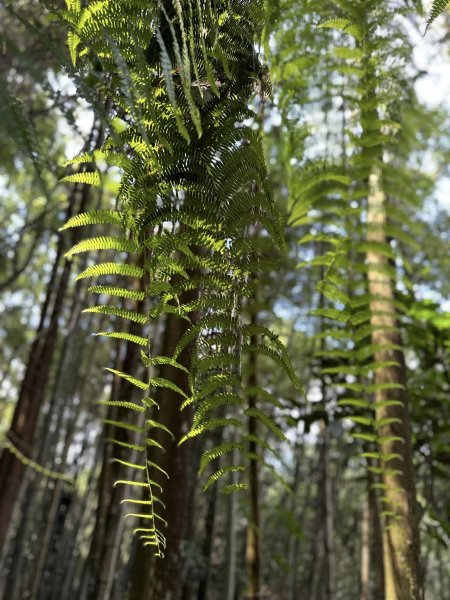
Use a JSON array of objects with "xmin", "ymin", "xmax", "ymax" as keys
[{"xmin": 426, "ymin": 0, "xmax": 449, "ymax": 31}]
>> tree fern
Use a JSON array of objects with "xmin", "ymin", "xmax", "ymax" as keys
[
  {"xmin": 269, "ymin": 1, "xmax": 435, "ymax": 595},
  {"xmin": 61, "ymin": 0, "xmax": 301, "ymax": 557}
]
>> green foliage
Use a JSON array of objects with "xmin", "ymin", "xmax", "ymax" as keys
[
  {"xmin": 60, "ymin": 0, "xmax": 299, "ymax": 557},
  {"xmin": 270, "ymin": 0, "xmax": 446, "ymax": 536},
  {"xmin": 427, "ymin": 0, "xmax": 450, "ymax": 29}
]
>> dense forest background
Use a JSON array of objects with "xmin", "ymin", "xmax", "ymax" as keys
[{"xmin": 0, "ymin": 1, "xmax": 449, "ymax": 599}]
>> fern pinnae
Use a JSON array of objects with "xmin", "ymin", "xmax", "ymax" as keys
[
  {"xmin": 88, "ymin": 285, "xmax": 146, "ymax": 301},
  {"xmin": 95, "ymin": 331, "xmax": 148, "ymax": 346},
  {"xmin": 426, "ymin": 0, "xmax": 449, "ymax": 29},
  {"xmin": 203, "ymin": 464, "xmax": 246, "ymax": 491},
  {"xmin": 60, "ymin": 0, "xmax": 302, "ymax": 557},
  {"xmin": 61, "ymin": 170, "xmax": 101, "ymax": 187},
  {"xmin": 60, "ymin": 209, "xmax": 122, "ymax": 230},
  {"xmin": 76, "ymin": 262, "xmax": 144, "ymax": 280},
  {"xmin": 83, "ymin": 305, "xmax": 147, "ymax": 324}
]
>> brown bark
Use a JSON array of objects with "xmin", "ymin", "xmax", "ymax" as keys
[
  {"xmin": 87, "ymin": 337, "xmax": 144, "ymax": 598},
  {"xmin": 0, "ymin": 179, "xmax": 91, "ymax": 553},
  {"xmin": 322, "ymin": 421, "xmax": 336, "ymax": 600},
  {"xmin": 196, "ymin": 469, "xmax": 218, "ymax": 600},
  {"xmin": 246, "ymin": 324, "xmax": 261, "ymax": 600},
  {"xmin": 366, "ymin": 172, "xmax": 422, "ymax": 599},
  {"xmin": 360, "ymin": 473, "xmax": 384, "ymax": 600},
  {"xmin": 129, "ymin": 288, "xmax": 196, "ymax": 600},
  {"xmin": 224, "ymin": 447, "xmax": 239, "ymax": 600}
]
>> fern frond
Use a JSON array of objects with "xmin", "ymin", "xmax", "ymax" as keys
[
  {"xmin": 83, "ymin": 306, "xmax": 147, "ymax": 324},
  {"xmin": 105, "ymin": 368, "xmax": 149, "ymax": 390},
  {"xmin": 426, "ymin": 0, "xmax": 449, "ymax": 29},
  {"xmin": 204, "ymin": 465, "xmax": 246, "ymax": 491},
  {"xmin": 95, "ymin": 331, "xmax": 148, "ymax": 346},
  {"xmin": 61, "ymin": 171, "xmax": 101, "ymax": 187},
  {"xmin": 179, "ymin": 418, "xmax": 243, "ymax": 445},
  {"xmin": 88, "ymin": 285, "xmax": 145, "ymax": 301},
  {"xmin": 61, "ymin": 210, "xmax": 122, "ymax": 230},
  {"xmin": 244, "ymin": 408, "xmax": 287, "ymax": 442},
  {"xmin": 66, "ymin": 236, "xmax": 139, "ymax": 258},
  {"xmin": 98, "ymin": 400, "xmax": 145, "ymax": 412},
  {"xmin": 76, "ymin": 262, "xmax": 144, "ymax": 280}
]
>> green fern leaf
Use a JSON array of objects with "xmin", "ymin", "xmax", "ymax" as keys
[
  {"xmin": 199, "ymin": 442, "xmax": 245, "ymax": 474},
  {"xmin": 244, "ymin": 408, "xmax": 287, "ymax": 442},
  {"xmin": 426, "ymin": 0, "xmax": 449, "ymax": 29},
  {"xmin": 221, "ymin": 483, "xmax": 248, "ymax": 494},
  {"xmin": 204, "ymin": 465, "xmax": 246, "ymax": 491},
  {"xmin": 66, "ymin": 236, "xmax": 139, "ymax": 258},
  {"xmin": 88, "ymin": 285, "xmax": 145, "ymax": 301},
  {"xmin": 83, "ymin": 306, "xmax": 147, "ymax": 324},
  {"xmin": 61, "ymin": 210, "xmax": 122, "ymax": 230},
  {"xmin": 95, "ymin": 331, "xmax": 148, "ymax": 346},
  {"xmin": 105, "ymin": 369, "xmax": 149, "ymax": 390},
  {"xmin": 61, "ymin": 171, "xmax": 101, "ymax": 187},
  {"xmin": 145, "ymin": 419, "xmax": 175, "ymax": 440},
  {"xmin": 179, "ymin": 418, "xmax": 243, "ymax": 445},
  {"xmin": 98, "ymin": 400, "xmax": 145, "ymax": 412},
  {"xmin": 76, "ymin": 262, "xmax": 144, "ymax": 280}
]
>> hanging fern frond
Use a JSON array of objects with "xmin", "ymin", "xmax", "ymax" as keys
[
  {"xmin": 59, "ymin": 0, "xmax": 300, "ymax": 558},
  {"xmin": 426, "ymin": 0, "xmax": 449, "ymax": 29},
  {"xmin": 61, "ymin": 171, "xmax": 101, "ymax": 187}
]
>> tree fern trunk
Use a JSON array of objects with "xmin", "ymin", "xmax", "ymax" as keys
[{"xmin": 366, "ymin": 170, "xmax": 423, "ymax": 599}]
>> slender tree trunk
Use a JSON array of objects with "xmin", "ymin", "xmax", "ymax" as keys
[
  {"xmin": 361, "ymin": 497, "xmax": 371, "ymax": 600},
  {"xmin": 366, "ymin": 170, "xmax": 422, "ymax": 600},
  {"xmin": 129, "ymin": 285, "xmax": 197, "ymax": 600},
  {"xmin": 197, "ymin": 469, "xmax": 218, "ymax": 600},
  {"xmin": 322, "ymin": 421, "xmax": 336, "ymax": 600},
  {"xmin": 360, "ymin": 472, "xmax": 385, "ymax": 600},
  {"xmin": 0, "ymin": 167, "xmax": 94, "ymax": 553},
  {"xmin": 246, "ymin": 320, "xmax": 261, "ymax": 600},
  {"xmin": 87, "ymin": 286, "xmax": 145, "ymax": 600},
  {"xmin": 224, "ymin": 448, "xmax": 239, "ymax": 600}
]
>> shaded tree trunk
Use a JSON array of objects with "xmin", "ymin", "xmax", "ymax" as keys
[
  {"xmin": 366, "ymin": 171, "xmax": 422, "ymax": 600},
  {"xmin": 0, "ymin": 118, "xmax": 100, "ymax": 552},
  {"xmin": 197, "ymin": 469, "xmax": 218, "ymax": 600},
  {"xmin": 322, "ymin": 421, "xmax": 336, "ymax": 600},
  {"xmin": 87, "ymin": 285, "xmax": 146, "ymax": 600},
  {"xmin": 224, "ymin": 448, "xmax": 239, "ymax": 600},
  {"xmin": 129, "ymin": 286, "xmax": 197, "ymax": 600},
  {"xmin": 360, "ymin": 472, "xmax": 385, "ymax": 600},
  {"xmin": 246, "ymin": 320, "xmax": 261, "ymax": 600}
]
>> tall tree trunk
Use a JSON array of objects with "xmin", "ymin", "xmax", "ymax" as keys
[
  {"xmin": 366, "ymin": 170, "xmax": 422, "ymax": 599},
  {"xmin": 322, "ymin": 421, "xmax": 336, "ymax": 600},
  {"xmin": 360, "ymin": 472, "xmax": 385, "ymax": 600},
  {"xmin": 286, "ymin": 440, "xmax": 302, "ymax": 600},
  {"xmin": 246, "ymin": 320, "xmax": 261, "ymax": 600},
  {"xmin": 224, "ymin": 448, "xmax": 239, "ymax": 600},
  {"xmin": 0, "ymin": 152, "xmax": 97, "ymax": 553},
  {"xmin": 196, "ymin": 467, "xmax": 218, "ymax": 600},
  {"xmin": 87, "ymin": 286, "xmax": 145, "ymax": 600},
  {"xmin": 129, "ymin": 287, "xmax": 196, "ymax": 600}
]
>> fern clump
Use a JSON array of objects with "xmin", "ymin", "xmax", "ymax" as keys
[{"xmin": 61, "ymin": 0, "xmax": 301, "ymax": 556}]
